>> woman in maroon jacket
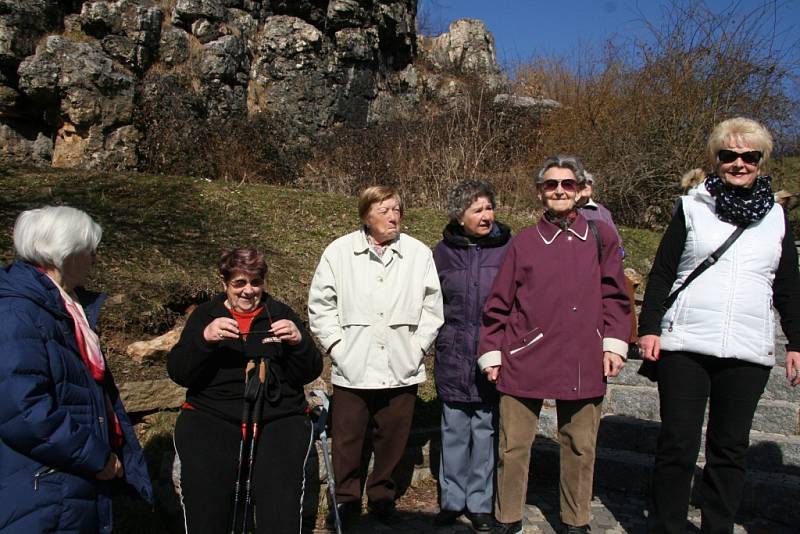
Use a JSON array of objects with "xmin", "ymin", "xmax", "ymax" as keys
[{"xmin": 478, "ymin": 155, "xmax": 631, "ymax": 534}]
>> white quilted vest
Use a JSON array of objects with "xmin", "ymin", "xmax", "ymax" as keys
[{"xmin": 659, "ymin": 183, "xmax": 785, "ymax": 366}]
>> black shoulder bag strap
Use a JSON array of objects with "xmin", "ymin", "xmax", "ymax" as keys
[
  {"xmin": 660, "ymin": 224, "xmax": 746, "ymax": 313},
  {"xmin": 587, "ymin": 220, "xmax": 602, "ymax": 262},
  {"xmin": 638, "ymin": 222, "xmax": 746, "ymax": 382}
]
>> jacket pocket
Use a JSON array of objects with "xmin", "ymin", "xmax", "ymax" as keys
[{"xmin": 508, "ymin": 327, "xmax": 543, "ymax": 356}]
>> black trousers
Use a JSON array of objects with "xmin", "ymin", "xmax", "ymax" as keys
[
  {"xmin": 649, "ymin": 350, "xmax": 770, "ymax": 534},
  {"xmin": 174, "ymin": 408, "xmax": 314, "ymax": 534}
]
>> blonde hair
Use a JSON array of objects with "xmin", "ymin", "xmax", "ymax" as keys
[
  {"xmin": 14, "ymin": 206, "xmax": 102, "ymax": 270},
  {"xmin": 707, "ymin": 117, "xmax": 773, "ymax": 170},
  {"xmin": 357, "ymin": 185, "xmax": 403, "ymax": 222}
]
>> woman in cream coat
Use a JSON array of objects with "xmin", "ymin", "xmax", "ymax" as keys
[{"xmin": 308, "ymin": 185, "xmax": 443, "ymax": 525}]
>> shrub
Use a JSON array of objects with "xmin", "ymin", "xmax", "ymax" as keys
[
  {"xmin": 302, "ymin": 79, "xmax": 543, "ymax": 211},
  {"xmin": 135, "ymin": 72, "xmax": 308, "ymax": 184},
  {"xmin": 524, "ymin": 1, "xmax": 799, "ymax": 227}
]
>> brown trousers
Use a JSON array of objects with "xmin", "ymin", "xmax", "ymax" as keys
[
  {"xmin": 331, "ymin": 385, "xmax": 417, "ymax": 504},
  {"xmin": 496, "ymin": 394, "xmax": 603, "ymax": 526}
]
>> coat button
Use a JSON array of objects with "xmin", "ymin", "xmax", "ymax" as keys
[
  {"xmin": 572, "ymin": 387, "xmax": 577, "ymax": 391},
  {"xmin": 571, "ymin": 306, "xmax": 577, "ymax": 312}
]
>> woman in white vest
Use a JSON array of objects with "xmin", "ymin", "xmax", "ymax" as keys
[{"xmin": 638, "ymin": 117, "xmax": 800, "ymax": 533}]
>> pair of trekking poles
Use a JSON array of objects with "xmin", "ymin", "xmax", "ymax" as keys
[
  {"xmin": 228, "ymin": 334, "xmax": 341, "ymax": 534},
  {"xmin": 230, "ymin": 355, "xmax": 269, "ymax": 534}
]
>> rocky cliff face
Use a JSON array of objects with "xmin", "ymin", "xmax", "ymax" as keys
[{"xmin": 0, "ymin": 0, "xmax": 422, "ymax": 170}]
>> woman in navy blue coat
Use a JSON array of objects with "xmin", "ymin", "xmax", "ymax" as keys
[
  {"xmin": 0, "ymin": 206, "xmax": 152, "ymax": 533},
  {"xmin": 432, "ymin": 180, "xmax": 511, "ymax": 531}
]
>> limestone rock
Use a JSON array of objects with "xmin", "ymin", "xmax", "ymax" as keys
[
  {"xmin": 200, "ymin": 34, "xmax": 244, "ymax": 83},
  {"xmin": 493, "ymin": 93, "xmax": 562, "ymax": 111},
  {"xmin": 17, "ymin": 35, "xmax": 137, "ymax": 168},
  {"xmin": 418, "ymin": 19, "xmax": 503, "ymax": 86},
  {"xmin": 158, "ymin": 26, "xmax": 190, "ymax": 66},
  {"xmin": 126, "ymin": 322, "xmax": 184, "ymax": 362},
  {"xmin": 335, "ymin": 28, "xmax": 378, "ymax": 62},
  {"xmin": 118, "ymin": 378, "xmax": 186, "ymax": 412},
  {"xmin": 173, "ymin": 0, "xmax": 227, "ymax": 26}
]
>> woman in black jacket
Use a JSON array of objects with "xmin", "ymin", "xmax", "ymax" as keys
[{"xmin": 168, "ymin": 247, "xmax": 322, "ymax": 534}]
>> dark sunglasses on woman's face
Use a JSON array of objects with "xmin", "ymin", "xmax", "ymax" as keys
[
  {"xmin": 228, "ymin": 278, "xmax": 264, "ymax": 289},
  {"xmin": 717, "ymin": 149, "xmax": 762, "ymax": 165},
  {"xmin": 541, "ymin": 179, "xmax": 579, "ymax": 193}
]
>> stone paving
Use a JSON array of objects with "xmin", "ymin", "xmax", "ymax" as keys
[{"xmin": 316, "ymin": 483, "xmax": 798, "ymax": 533}]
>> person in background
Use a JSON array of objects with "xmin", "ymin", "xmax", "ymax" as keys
[
  {"xmin": 479, "ymin": 156, "xmax": 631, "ymax": 534},
  {"xmin": 308, "ymin": 185, "xmax": 444, "ymax": 525},
  {"xmin": 0, "ymin": 206, "xmax": 152, "ymax": 532},
  {"xmin": 432, "ymin": 180, "xmax": 512, "ymax": 532},
  {"xmin": 638, "ymin": 117, "xmax": 800, "ymax": 533},
  {"xmin": 168, "ymin": 247, "xmax": 322, "ymax": 534},
  {"xmin": 577, "ymin": 172, "xmax": 622, "ymax": 246},
  {"xmin": 578, "ymin": 172, "xmax": 639, "ymax": 351}
]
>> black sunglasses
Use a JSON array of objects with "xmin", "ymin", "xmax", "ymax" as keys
[
  {"xmin": 227, "ymin": 278, "xmax": 264, "ymax": 289},
  {"xmin": 541, "ymin": 179, "xmax": 579, "ymax": 193},
  {"xmin": 717, "ymin": 149, "xmax": 762, "ymax": 165}
]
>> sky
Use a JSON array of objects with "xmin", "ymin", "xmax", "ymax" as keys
[{"xmin": 418, "ymin": 0, "xmax": 800, "ymax": 74}]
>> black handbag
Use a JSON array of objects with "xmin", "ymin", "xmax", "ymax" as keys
[{"xmin": 637, "ymin": 224, "xmax": 746, "ymax": 381}]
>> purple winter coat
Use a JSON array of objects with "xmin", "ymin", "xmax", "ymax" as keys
[
  {"xmin": 433, "ymin": 222, "xmax": 511, "ymax": 403},
  {"xmin": 478, "ymin": 215, "xmax": 631, "ymax": 400}
]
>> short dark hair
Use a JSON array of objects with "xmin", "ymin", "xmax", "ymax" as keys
[
  {"xmin": 447, "ymin": 179, "xmax": 496, "ymax": 222},
  {"xmin": 218, "ymin": 248, "xmax": 267, "ymax": 281}
]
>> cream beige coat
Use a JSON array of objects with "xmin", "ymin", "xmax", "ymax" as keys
[{"xmin": 308, "ymin": 229, "xmax": 444, "ymax": 389}]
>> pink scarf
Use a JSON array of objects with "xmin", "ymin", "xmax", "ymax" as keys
[{"xmin": 47, "ymin": 274, "xmax": 124, "ymax": 449}]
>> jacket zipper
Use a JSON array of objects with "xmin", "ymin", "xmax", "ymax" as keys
[{"xmin": 33, "ymin": 467, "xmax": 58, "ymax": 490}]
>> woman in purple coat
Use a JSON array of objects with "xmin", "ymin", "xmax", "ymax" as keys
[
  {"xmin": 432, "ymin": 180, "xmax": 512, "ymax": 532},
  {"xmin": 478, "ymin": 156, "xmax": 631, "ymax": 534}
]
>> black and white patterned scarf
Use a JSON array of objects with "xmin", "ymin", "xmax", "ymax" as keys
[{"xmin": 704, "ymin": 173, "xmax": 774, "ymax": 227}]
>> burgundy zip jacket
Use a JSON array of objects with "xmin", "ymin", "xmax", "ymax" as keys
[{"xmin": 477, "ymin": 214, "xmax": 631, "ymax": 400}]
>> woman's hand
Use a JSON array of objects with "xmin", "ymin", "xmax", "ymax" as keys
[
  {"xmin": 203, "ymin": 317, "xmax": 240, "ymax": 343},
  {"xmin": 603, "ymin": 351, "xmax": 625, "ymax": 377},
  {"xmin": 96, "ymin": 452, "xmax": 123, "ymax": 480},
  {"xmin": 786, "ymin": 350, "xmax": 800, "ymax": 387},
  {"xmin": 270, "ymin": 319, "xmax": 302, "ymax": 345},
  {"xmin": 484, "ymin": 365, "xmax": 500, "ymax": 383},
  {"xmin": 638, "ymin": 334, "xmax": 661, "ymax": 362}
]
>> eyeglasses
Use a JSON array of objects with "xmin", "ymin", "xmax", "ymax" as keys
[
  {"xmin": 227, "ymin": 278, "xmax": 264, "ymax": 289},
  {"xmin": 718, "ymin": 149, "xmax": 762, "ymax": 165},
  {"xmin": 541, "ymin": 179, "xmax": 579, "ymax": 193}
]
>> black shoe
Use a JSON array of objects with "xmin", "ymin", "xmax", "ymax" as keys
[
  {"xmin": 467, "ymin": 512, "xmax": 494, "ymax": 531},
  {"xmin": 493, "ymin": 520, "xmax": 522, "ymax": 534},
  {"xmin": 562, "ymin": 525, "xmax": 590, "ymax": 534},
  {"xmin": 367, "ymin": 498, "xmax": 396, "ymax": 520},
  {"xmin": 327, "ymin": 500, "xmax": 360, "ymax": 528},
  {"xmin": 434, "ymin": 509, "xmax": 462, "ymax": 526}
]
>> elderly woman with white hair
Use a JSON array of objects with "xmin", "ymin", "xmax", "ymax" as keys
[
  {"xmin": 479, "ymin": 156, "xmax": 631, "ymax": 534},
  {"xmin": 638, "ymin": 117, "xmax": 800, "ymax": 532},
  {"xmin": 0, "ymin": 206, "xmax": 152, "ymax": 533}
]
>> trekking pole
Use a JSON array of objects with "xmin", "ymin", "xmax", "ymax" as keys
[
  {"xmin": 312, "ymin": 389, "xmax": 342, "ymax": 534},
  {"xmin": 241, "ymin": 357, "xmax": 267, "ymax": 534},
  {"xmin": 230, "ymin": 392, "xmax": 253, "ymax": 534}
]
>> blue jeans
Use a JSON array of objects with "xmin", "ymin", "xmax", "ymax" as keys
[
  {"xmin": 650, "ymin": 350, "xmax": 770, "ymax": 533},
  {"xmin": 439, "ymin": 401, "xmax": 497, "ymax": 513}
]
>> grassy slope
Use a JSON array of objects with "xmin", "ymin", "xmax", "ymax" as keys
[
  {"xmin": 0, "ymin": 166, "xmax": 659, "ymax": 336},
  {"xmin": 0, "ymin": 167, "xmax": 660, "ymax": 370}
]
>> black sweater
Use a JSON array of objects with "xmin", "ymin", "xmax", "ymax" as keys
[
  {"xmin": 167, "ymin": 293, "xmax": 322, "ymax": 423},
  {"xmin": 638, "ymin": 202, "xmax": 800, "ymax": 351}
]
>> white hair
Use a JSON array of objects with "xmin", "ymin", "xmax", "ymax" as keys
[{"xmin": 13, "ymin": 206, "xmax": 102, "ymax": 270}]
